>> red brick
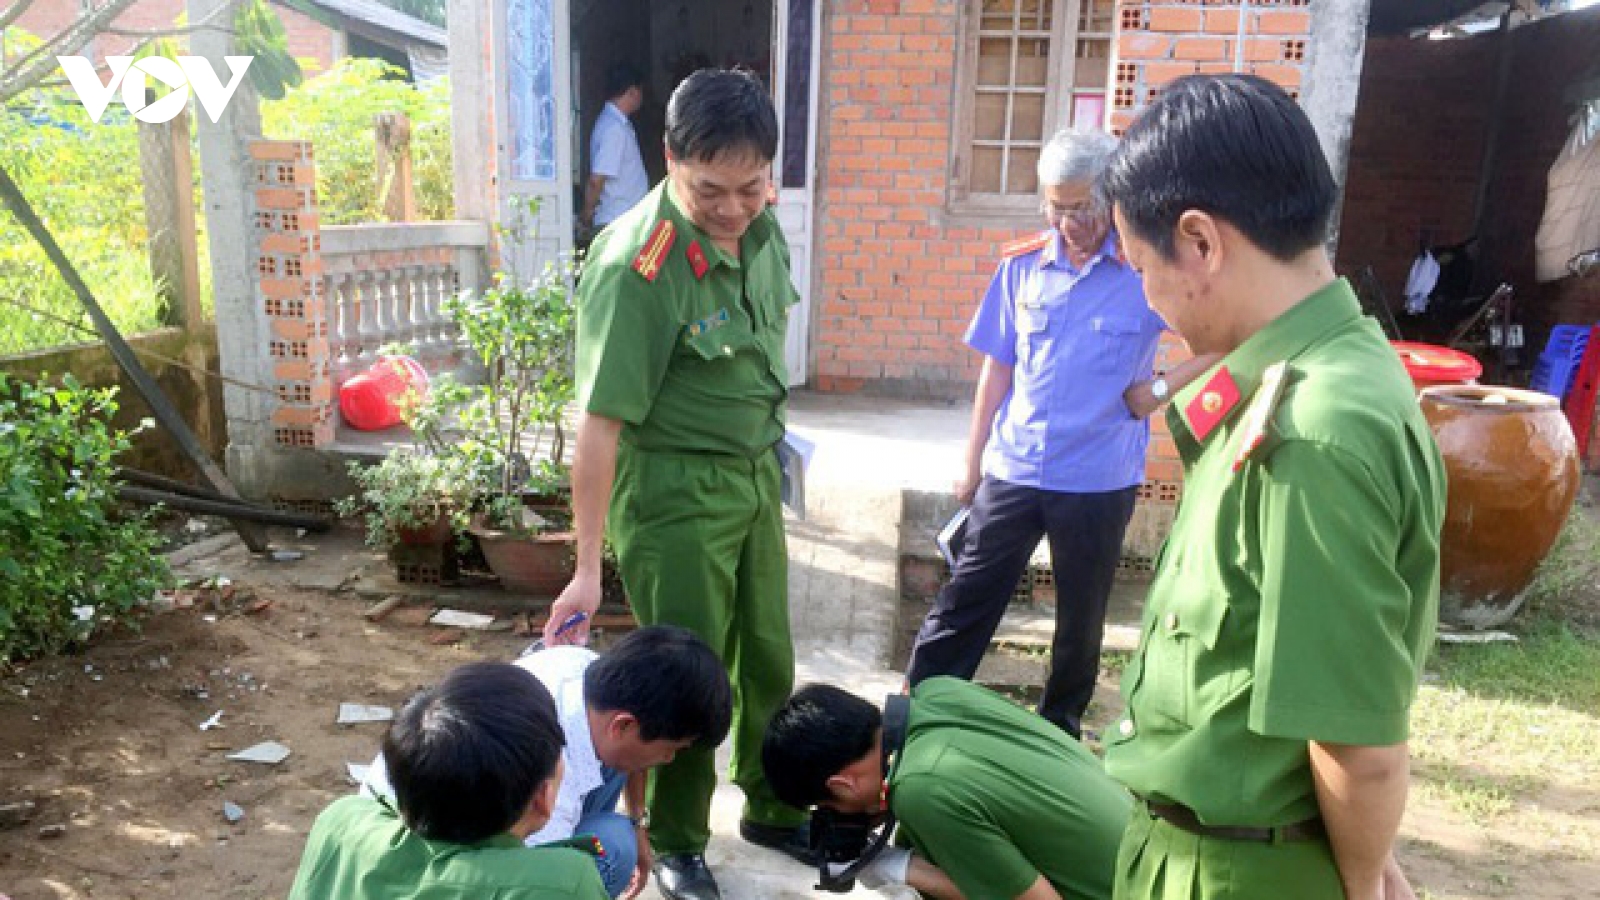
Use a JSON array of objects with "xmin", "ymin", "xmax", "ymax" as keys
[
  {"xmin": 1204, "ymin": 9, "xmax": 1242, "ymax": 32},
  {"xmin": 1143, "ymin": 61, "xmax": 1201, "ymax": 87},
  {"xmin": 1148, "ymin": 8, "xmax": 1202, "ymax": 32},
  {"xmin": 1255, "ymin": 10, "xmax": 1312, "ymax": 36},
  {"xmin": 1118, "ymin": 33, "xmax": 1172, "ymax": 61},
  {"xmin": 1173, "ymin": 37, "xmax": 1229, "ymax": 61},
  {"xmin": 1243, "ymin": 38, "xmax": 1283, "ymax": 63},
  {"xmin": 1251, "ymin": 64, "xmax": 1303, "ymax": 89}
]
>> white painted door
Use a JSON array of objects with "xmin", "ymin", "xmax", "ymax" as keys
[
  {"xmin": 771, "ymin": 0, "xmax": 821, "ymax": 387},
  {"xmin": 497, "ymin": 0, "xmax": 574, "ymax": 282}
]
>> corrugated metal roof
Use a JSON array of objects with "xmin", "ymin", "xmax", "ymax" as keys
[{"xmin": 292, "ymin": 0, "xmax": 447, "ymax": 48}]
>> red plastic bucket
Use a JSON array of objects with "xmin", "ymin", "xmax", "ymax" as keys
[
  {"xmin": 339, "ymin": 356, "xmax": 429, "ymax": 431},
  {"xmin": 1391, "ymin": 341, "xmax": 1482, "ymax": 391}
]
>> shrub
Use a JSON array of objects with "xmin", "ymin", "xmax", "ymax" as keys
[
  {"xmin": 0, "ymin": 30, "xmax": 177, "ymax": 354},
  {"xmin": 0, "ymin": 374, "xmax": 170, "ymax": 663},
  {"xmin": 261, "ymin": 57, "xmax": 454, "ymax": 223}
]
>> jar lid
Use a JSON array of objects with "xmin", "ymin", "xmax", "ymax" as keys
[{"xmin": 1390, "ymin": 341, "xmax": 1483, "ymax": 383}]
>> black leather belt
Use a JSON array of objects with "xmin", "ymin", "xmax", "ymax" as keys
[{"xmin": 1144, "ymin": 800, "xmax": 1325, "ymax": 844}]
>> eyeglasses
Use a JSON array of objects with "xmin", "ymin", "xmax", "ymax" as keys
[{"xmin": 1040, "ymin": 200, "xmax": 1104, "ymax": 227}]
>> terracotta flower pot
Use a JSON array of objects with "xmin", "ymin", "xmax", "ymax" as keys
[
  {"xmin": 395, "ymin": 512, "xmax": 454, "ymax": 546},
  {"xmin": 1419, "ymin": 385, "xmax": 1581, "ymax": 630},
  {"xmin": 469, "ymin": 515, "xmax": 576, "ymax": 597}
]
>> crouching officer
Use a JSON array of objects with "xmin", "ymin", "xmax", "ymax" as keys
[
  {"xmin": 764, "ymin": 678, "xmax": 1132, "ymax": 900},
  {"xmin": 546, "ymin": 68, "xmax": 808, "ymax": 900}
]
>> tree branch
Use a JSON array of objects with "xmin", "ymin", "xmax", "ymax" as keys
[
  {"xmin": 0, "ymin": 0, "xmax": 35, "ymax": 35},
  {"xmin": 0, "ymin": 0, "xmax": 234, "ymax": 105}
]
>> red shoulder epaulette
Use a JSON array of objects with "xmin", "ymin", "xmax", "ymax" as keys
[
  {"xmin": 1001, "ymin": 231, "xmax": 1052, "ymax": 260},
  {"xmin": 631, "ymin": 219, "xmax": 677, "ymax": 283}
]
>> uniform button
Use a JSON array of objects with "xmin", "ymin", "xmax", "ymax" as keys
[
  {"xmin": 1164, "ymin": 613, "xmax": 1180, "ymax": 631},
  {"xmin": 722, "ymin": 345, "xmax": 732, "ymax": 355},
  {"xmin": 1119, "ymin": 718, "xmax": 1134, "ymax": 737}
]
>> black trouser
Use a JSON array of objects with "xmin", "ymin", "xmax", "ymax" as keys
[{"xmin": 906, "ymin": 476, "xmax": 1138, "ymax": 738}]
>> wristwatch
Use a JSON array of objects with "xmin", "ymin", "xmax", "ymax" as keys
[
  {"xmin": 630, "ymin": 809, "xmax": 651, "ymax": 830},
  {"xmin": 1150, "ymin": 375, "xmax": 1171, "ymax": 402}
]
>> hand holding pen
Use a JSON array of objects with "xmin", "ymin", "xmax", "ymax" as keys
[{"xmin": 524, "ymin": 610, "xmax": 590, "ymax": 656}]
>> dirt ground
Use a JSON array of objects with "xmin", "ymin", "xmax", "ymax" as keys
[
  {"xmin": 0, "ymin": 588, "xmax": 535, "ymax": 900},
  {"xmin": 2, "ymin": 527, "xmax": 1598, "ymax": 899}
]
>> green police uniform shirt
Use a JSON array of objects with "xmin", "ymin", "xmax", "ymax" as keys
[
  {"xmin": 288, "ymin": 795, "xmax": 609, "ymax": 900},
  {"xmin": 576, "ymin": 181, "xmax": 794, "ymax": 457},
  {"xmin": 1104, "ymin": 279, "xmax": 1446, "ymax": 828},
  {"xmin": 890, "ymin": 677, "xmax": 1132, "ymax": 900}
]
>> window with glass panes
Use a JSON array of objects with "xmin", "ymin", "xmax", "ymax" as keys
[{"xmin": 951, "ymin": 0, "xmax": 1113, "ymax": 213}]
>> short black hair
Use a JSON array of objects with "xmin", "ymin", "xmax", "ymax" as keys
[
  {"xmin": 585, "ymin": 625, "xmax": 731, "ymax": 748},
  {"xmin": 1103, "ymin": 74, "xmax": 1336, "ymax": 262},
  {"xmin": 384, "ymin": 662, "xmax": 564, "ymax": 844},
  {"xmin": 604, "ymin": 62, "xmax": 643, "ymax": 100},
  {"xmin": 665, "ymin": 68, "xmax": 778, "ymax": 164},
  {"xmin": 761, "ymin": 684, "xmax": 880, "ymax": 810}
]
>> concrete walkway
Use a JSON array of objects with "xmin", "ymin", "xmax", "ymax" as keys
[{"xmin": 171, "ymin": 390, "xmax": 1146, "ymax": 899}]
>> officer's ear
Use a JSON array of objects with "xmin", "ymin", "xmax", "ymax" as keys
[
  {"xmin": 823, "ymin": 772, "xmax": 857, "ymax": 804},
  {"xmin": 1175, "ymin": 209, "xmax": 1225, "ymax": 276}
]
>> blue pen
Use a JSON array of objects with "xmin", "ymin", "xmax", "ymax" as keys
[{"xmin": 520, "ymin": 611, "xmax": 589, "ymax": 657}]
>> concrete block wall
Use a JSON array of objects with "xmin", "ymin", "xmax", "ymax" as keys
[
  {"xmin": 250, "ymin": 139, "xmax": 336, "ymax": 449},
  {"xmin": 1108, "ymin": 0, "xmax": 1311, "ymax": 134}
]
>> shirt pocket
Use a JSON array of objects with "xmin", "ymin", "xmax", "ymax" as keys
[
  {"xmin": 681, "ymin": 316, "xmax": 754, "ymax": 363},
  {"xmin": 1129, "ymin": 592, "xmax": 1228, "ymax": 732},
  {"xmin": 1089, "ymin": 314, "xmax": 1147, "ymax": 370},
  {"xmin": 1016, "ymin": 301, "xmax": 1053, "ymax": 363}
]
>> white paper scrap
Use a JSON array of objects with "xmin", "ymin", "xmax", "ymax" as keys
[
  {"xmin": 337, "ymin": 703, "xmax": 394, "ymax": 725},
  {"xmin": 428, "ymin": 609, "xmax": 496, "ymax": 630},
  {"xmin": 227, "ymin": 741, "xmax": 291, "ymax": 765}
]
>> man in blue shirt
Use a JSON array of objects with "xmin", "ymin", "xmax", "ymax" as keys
[
  {"xmin": 905, "ymin": 128, "xmax": 1218, "ymax": 739},
  {"xmin": 582, "ymin": 63, "xmax": 650, "ymax": 236}
]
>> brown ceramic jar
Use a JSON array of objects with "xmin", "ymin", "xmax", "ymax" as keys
[{"xmin": 1419, "ymin": 385, "xmax": 1581, "ymax": 630}]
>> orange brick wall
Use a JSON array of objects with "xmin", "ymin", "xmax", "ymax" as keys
[
  {"xmin": 812, "ymin": 0, "xmax": 1314, "ymax": 399},
  {"xmin": 1108, "ymin": 0, "xmax": 1311, "ymax": 134},
  {"xmin": 812, "ymin": 0, "xmax": 1025, "ymax": 399}
]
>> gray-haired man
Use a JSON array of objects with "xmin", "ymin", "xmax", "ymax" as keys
[{"xmin": 905, "ymin": 128, "xmax": 1219, "ymax": 737}]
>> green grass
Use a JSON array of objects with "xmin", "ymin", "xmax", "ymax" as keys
[{"xmin": 1408, "ymin": 505, "xmax": 1600, "ymax": 834}]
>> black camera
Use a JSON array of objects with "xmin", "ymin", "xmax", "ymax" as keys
[{"xmin": 809, "ymin": 807, "xmax": 894, "ymax": 893}]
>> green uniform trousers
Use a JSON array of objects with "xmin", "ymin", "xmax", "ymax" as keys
[
  {"xmin": 1114, "ymin": 804, "xmax": 1342, "ymax": 900},
  {"xmin": 609, "ymin": 443, "xmax": 804, "ymax": 855}
]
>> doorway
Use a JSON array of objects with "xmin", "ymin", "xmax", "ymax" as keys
[{"xmin": 568, "ymin": 0, "xmax": 816, "ymax": 385}]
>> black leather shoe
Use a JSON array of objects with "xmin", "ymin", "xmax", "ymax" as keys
[
  {"xmin": 654, "ymin": 853, "xmax": 721, "ymax": 900},
  {"xmin": 739, "ymin": 818, "xmax": 817, "ymax": 865}
]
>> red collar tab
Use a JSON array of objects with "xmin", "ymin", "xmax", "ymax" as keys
[
  {"xmin": 1185, "ymin": 366, "xmax": 1242, "ymax": 444},
  {"xmin": 686, "ymin": 240, "xmax": 709, "ymax": 280}
]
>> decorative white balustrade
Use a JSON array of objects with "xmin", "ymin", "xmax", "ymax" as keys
[{"xmin": 319, "ymin": 221, "xmax": 490, "ymax": 383}]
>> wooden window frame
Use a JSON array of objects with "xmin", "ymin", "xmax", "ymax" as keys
[{"xmin": 947, "ymin": 0, "xmax": 1095, "ymax": 221}]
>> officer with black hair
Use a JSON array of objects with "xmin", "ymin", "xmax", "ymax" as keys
[{"xmin": 764, "ymin": 678, "xmax": 1131, "ymax": 900}]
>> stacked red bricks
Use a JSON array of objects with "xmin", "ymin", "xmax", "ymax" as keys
[
  {"xmin": 1109, "ymin": 0, "xmax": 1311, "ymax": 134},
  {"xmin": 251, "ymin": 140, "xmax": 335, "ymax": 449}
]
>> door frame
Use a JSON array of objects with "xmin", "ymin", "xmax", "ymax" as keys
[{"xmin": 771, "ymin": 0, "xmax": 823, "ymax": 386}]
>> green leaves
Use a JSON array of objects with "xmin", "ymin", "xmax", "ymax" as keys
[
  {"xmin": 0, "ymin": 373, "xmax": 171, "ymax": 664},
  {"xmin": 259, "ymin": 57, "xmax": 453, "ymax": 223}
]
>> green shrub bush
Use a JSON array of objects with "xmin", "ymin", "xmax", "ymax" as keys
[
  {"xmin": 261, "ymin": 58, "xmax": 454, "ymax": 223},
  {"xmin": 0, "ymin": 29, "xmax": 175, "ymax": 354},
  {"xmin": 0, "ymin": 373, "xmax": 170, "ymax": 663}
]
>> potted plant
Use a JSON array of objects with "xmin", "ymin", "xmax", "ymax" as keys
[
  {"xmin": 336, "ymin": 450, "xmax": 474, "ymax": 551},
  {"xmin": 430, "ymin": 200, "xmax": 580, "ymax": 596}
]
